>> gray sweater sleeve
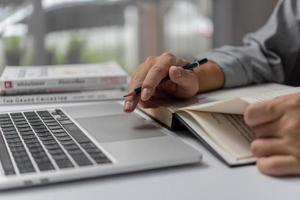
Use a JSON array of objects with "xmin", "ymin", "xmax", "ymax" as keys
[{"xmin": 202, "ymin": 0, "xmax": 300, "ymax": 88}]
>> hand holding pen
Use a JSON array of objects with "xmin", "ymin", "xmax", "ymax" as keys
[
  {"xmin": 124, "ymin": 58, "xmax": 208, "ymax": 98},
  {"xmin": 123, "ymin": 53, "xmax": 224, "ymax": 113}
]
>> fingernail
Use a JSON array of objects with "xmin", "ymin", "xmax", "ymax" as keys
[
  {"xmin": 141, "ymin": 88, "xmax": 152, "ymax": 101},
  {"xmin": 124, "ymin": 101, "xmax": 133, "ymax": 112}
]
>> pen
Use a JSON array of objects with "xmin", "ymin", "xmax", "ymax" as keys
[{"xmin": 123, "ymin": 58, "xmax": 208, "ymax": 98}]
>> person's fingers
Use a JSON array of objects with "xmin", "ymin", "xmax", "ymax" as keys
[
  {"xmin": 141, "ymin": 53, "xmax": 176, "ymax": 101},
  {"xmin": 125, "ymin": 53, "xmax": 189, "ymax": 112},
  {"xmin": 251, "ymin": 138, "xmax": 289, "ymax": 157},
  {"xmin": 168, "ymin": 66, "xmax": 199, "ymax": 98},
  {"xmin": 124, "ymin": 94, "xmax": 139, "ymax": 113},
  {"xmin": 124, "ymin": 57, "xmax": 155, "ymax": 112},
  {"xmin": 128, "ymin": 57, "xmax": 155, "ymax": 91},
  {"xmin": 175, "ymin": 57, "xmax": 189, "ymax": 67},
  {"xmin": 156, "ymin": 56, "xmax": 197, "ymax": 98},
  {"xmin": 244, "ymin": 98, "xmax": 285, "ymax": 127},
  {"xmin": 256, "ymin": 155, "xmax": 300, "ymax": 176},
  {"xmin": 251, "ymin": 118, "xmax": 282, "ymax": 138}
]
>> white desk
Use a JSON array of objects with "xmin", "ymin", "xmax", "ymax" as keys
[{"xmin": 0, "ymin": 102, "xmax": 299, "ymax": 200}]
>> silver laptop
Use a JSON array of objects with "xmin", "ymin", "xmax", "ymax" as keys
[{"xmin": 0, "ymin": 102, "xmax": 201, "ymax": 190}]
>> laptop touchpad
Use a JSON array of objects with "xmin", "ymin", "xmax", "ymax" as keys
[{"xmin": 75, "ymin": 113, "xmax": 165, "ymax": 143}]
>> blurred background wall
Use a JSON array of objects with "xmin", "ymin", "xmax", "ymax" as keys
[
  {"xmin": 213, "ymin": 0, "xmax": 277, "ymax": 47},
  {"xmin": 0, "ymin": 0, "xmax": 277, "ymax": 73}
]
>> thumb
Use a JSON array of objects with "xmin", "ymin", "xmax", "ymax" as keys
[{"xmin": 168, "ymin": 66, "xmax": 199, "ymax": 96}]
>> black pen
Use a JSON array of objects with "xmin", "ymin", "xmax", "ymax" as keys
[{"xmin": 123, "ymin": 58, "xmax": 208, "ymax": 97}]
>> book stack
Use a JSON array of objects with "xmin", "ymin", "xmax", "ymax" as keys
[{"xmin": 0, "ymin": 61, "xmax": 128, "ymax": 105}]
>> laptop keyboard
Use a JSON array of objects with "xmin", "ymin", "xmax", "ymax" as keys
[{"xmin": 0, "ymin": 109, "xmax": 111, "ymax": 176}]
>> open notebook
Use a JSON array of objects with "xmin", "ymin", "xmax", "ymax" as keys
[{"xmin": 141, "ymin": 84, "xmax": 300, "ymax": 166}]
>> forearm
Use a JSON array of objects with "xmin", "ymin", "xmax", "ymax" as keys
[{"xmin": 199, "ymin": 0, "xmax": 300, "ymax": 88}]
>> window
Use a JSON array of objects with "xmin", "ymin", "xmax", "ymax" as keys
[{"xmin": 0, "ymin": 0, "xmax": 213, "ymax": 72}]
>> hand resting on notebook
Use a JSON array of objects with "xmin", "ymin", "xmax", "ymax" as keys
[{"xmin": 244, "ymin": 92, "xmax": 300, "ymax": 176}]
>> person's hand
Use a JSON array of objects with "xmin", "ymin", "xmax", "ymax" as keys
[
  {"xmin": 123, "ymin": 52, "xmax": 225, "ymax": 112},
  {"xmin": 244, "ymin": 92, "xmax": 300, "ymax": 176}
]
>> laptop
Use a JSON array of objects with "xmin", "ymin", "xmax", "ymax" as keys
[{"xmin": 0, "ymin": 102, "xmax": 201, "ymax": 190}]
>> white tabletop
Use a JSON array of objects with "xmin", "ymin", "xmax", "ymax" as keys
[{"xmin": 0, "ymin": 102, "xmax": 299, "ymax": 200}]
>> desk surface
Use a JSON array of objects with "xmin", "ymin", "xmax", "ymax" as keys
[{"xmin": 0, "ymin": 102, "xmax": 300, "ymax": 200}]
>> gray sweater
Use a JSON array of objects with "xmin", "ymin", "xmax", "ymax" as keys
[{"xmin": 203, "ymin": 0, "xmax": 300, "ymax": 88}]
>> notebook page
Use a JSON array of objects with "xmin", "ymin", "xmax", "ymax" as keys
[
  {"xmin": 182, "ymin": 85, "xmax": 300, "ymax": 114},
  {"xmin": 242, "ymin": 87, "xmax": 300, "ymax": 103},
  {"xmin": 181, "ymin": 98, "xmax": 248, "ymax": 114},
  {"xmin": 196, "ymin": 83, "xmax": 290, "ymax": 102},
  {"xmin": 181, "ymin": 110, "xmax": 254, "ymax": 160}
]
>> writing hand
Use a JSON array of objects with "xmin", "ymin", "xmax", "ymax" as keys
[
  {"xmin": 124, "ymin": 53, "xmax": 199, "ymax": 112},
  {"xmin": 124, "ymin": 52, "xmax": 225, "ymax": 112}
]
